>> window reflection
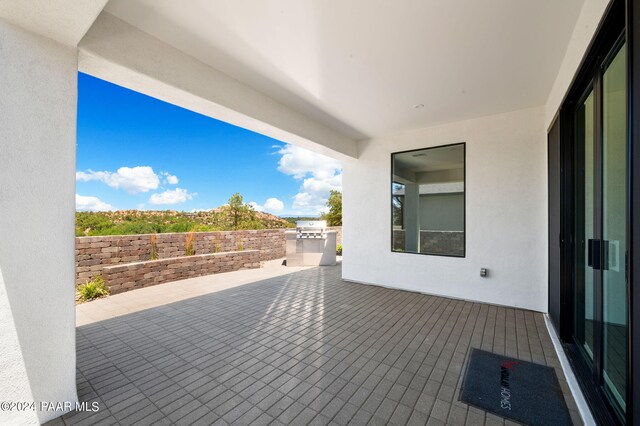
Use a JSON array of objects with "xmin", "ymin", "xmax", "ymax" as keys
[{"xmin": 391, "ymin": 143, "xmax": 465, "ymax": 256}]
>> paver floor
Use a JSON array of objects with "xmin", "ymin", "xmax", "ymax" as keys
[{"xmin": 47, "ymin": 263, "xmax": 582, "ymax": 425}]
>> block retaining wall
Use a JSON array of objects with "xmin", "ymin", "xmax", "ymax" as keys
[
  {"xmin": 76, "ymin": 229, "xmax": 285, "ymax": 285},
  {"xmin": 330, "ymin": 226, "xmax": 343, "ymax": 247},
  {"xmin": 103, "ymin": 250, "xmax": 260, "ymax": 294},
  {"xmin": 76, "ymin": 227, "xmax": 342, "ymax": 285}
]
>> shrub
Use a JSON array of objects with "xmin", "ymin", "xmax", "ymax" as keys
[
  {"xmin": 237, "ymin": 240, "xmax": 244, "ymax": 251},
  {"xmin": 336, "ymin": 244, "xmax": 343, "ymax": 256},
  {"xmin": 185, "ymin": 231, "xmax": 195, "ymax": 256},
  {"xmin": 150, "ymin": 233, "xmax": 159, "ymax": 260},
  {"xmin": 76, "ymin": 276, "xmax": 109, "ymax": 303}
]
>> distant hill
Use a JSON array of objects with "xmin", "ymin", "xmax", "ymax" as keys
[
  {"xmin": 281, "ymin": 216, "xmax": 321, "ymax": 226},
  {"xmin": 76, "ymin": 207, "xmax": 294, "ymax": 236}
]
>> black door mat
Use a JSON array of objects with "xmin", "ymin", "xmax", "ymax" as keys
[{"xmin": 459, "ymin": 348, "xmax": 572, "ymax": 425}]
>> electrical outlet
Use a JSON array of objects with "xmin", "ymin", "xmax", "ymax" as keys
[{"xmin": 480, "ymin": 268, "xmax": 488, "ymax": 277}]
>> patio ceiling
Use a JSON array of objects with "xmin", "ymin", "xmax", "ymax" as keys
[{"xmin": 104, "ymin": 0, "xmax": 585, "ymax": 139}]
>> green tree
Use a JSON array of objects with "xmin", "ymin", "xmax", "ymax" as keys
[
  {"xmin": 228, "ymin": 192, "xmax": 255, "ymax": 230},
  {"xmin": 322, "ymin": 190, "xmax": 342, "ymax": 226}
]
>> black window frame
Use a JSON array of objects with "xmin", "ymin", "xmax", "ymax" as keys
[{"xmin": 390, "ymin": 142, "xmax": 466, "ymax": 258}]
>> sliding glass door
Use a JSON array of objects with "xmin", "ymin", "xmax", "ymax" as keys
[
  {"xmin": 574, "ymin": 88, "xmax": 596, "ymax": 364},
  {"xmin": 572, "ymin": 40, "xmax": 628, "ymax": 420},
  {"xmin": 601, "ymin": 40, "xmax": 627, "ymax": 416}
]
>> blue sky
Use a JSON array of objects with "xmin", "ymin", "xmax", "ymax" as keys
[{"xmin": 76, "ymin": 73, "xmax": 342, "ymax": 216}]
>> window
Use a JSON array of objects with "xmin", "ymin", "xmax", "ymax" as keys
[{"xmin": 391, "ymin": 143, "xmax": 465, "ymax": 257}]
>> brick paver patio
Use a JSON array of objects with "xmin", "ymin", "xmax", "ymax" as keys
[{"xmin": 47, "ymin": 263, "xmax": 581, "ymax": 425}]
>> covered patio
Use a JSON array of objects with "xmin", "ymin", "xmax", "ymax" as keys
[
  {"xmin": 48, "ymin": 265, "xmax": 579, "ymax": 425},
  {"xmin": 5, "ymin": 0, "xmax": 640, "ymax": 423}
]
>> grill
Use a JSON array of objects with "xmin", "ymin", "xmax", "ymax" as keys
[
  {"xmin": 286, "ymin": 220, "xmax": 336, "ymax": 266},
  {"xmin": 296, "ymin": 220, "xmax": 327, "ymax": 239}
]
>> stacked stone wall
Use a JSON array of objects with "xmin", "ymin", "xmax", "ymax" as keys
[
  {"xmin": 76, "ymin": 229, "xmax": 287, "ymax": 285},
  {"xmin": 76, "ymin": 227, "xmax": 343, "ymax": 286},
  {"xmin": 102, "ymin": 250, "xmax": 260, "ymax": 294}
]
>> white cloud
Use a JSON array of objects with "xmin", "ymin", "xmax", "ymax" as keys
[
  {"xmin": 76, "ymin": 194, "xmax": 114, "ymax": 212},
  {"xmin": 264, "ymin": 198, "xmax": 285, "ymax": 213},
  {"xmin": 76, "ymin": 166, "xmax": 160, "ymax": 194},
  {"xmin": 149, "ymin": 188, "xmax": 195, "ymax": 205},
  {"xmin": 249, "ymin": 197, "xmax": 285, "ymax": 214},
  {"xmin": 277, "ymin": 144, "xmax": 342, "ymax": 180},
  {"xmin": 276, "ymin": 144, "xmax": 342, "ymax": 214},
  {"xmin": 292, "ymin": 174, "xmax": 342, "ymax": 213},
  {"xmin": 160, "ymin": 172, "xmax": 179, "ymax": 185}
]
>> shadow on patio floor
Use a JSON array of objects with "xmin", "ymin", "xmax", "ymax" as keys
[{"xmin": 46, "ymin": 264, "xmax": 581, "ymax": 426}]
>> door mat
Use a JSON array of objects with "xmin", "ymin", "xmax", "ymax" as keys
[{"xmin": 459, "ymin": 348, "xmax": 572, "ymax": 425}]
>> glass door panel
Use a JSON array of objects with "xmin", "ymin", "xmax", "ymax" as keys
[
  {"xmin": 574, "ymin": 89, "xmax": 595, "ymax": 362},
  {"xmin": 602, "ymin": 42, "xmax": 627, "ymax": 415}
]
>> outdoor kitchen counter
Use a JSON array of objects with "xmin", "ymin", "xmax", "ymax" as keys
[{"xmin": 285, "ymin": 230, "xmax": 337, "ymax": 266}]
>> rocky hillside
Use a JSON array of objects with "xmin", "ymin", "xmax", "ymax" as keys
[{"xmin": 76, "ymin": 207, "xmax": 293, "ymax": 236}]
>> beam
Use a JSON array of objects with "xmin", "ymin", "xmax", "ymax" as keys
[
  {"xmin": 79, "ymin": 12, "xmax": 358, "ymax": 161},
  {"xmin": 0, "ymin": 0, "xmax": 107, "ymax": 47}
]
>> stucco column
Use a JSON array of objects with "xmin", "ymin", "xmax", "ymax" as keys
[
  {"xmin": 0, "ymin": 20, "xmax": 78, "ymax": 424},
  {"xmin": 403, "ymin": 183, "xmax": 420, "ymax": 252}
]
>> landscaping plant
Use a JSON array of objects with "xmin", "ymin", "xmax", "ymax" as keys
[
  {"xmin": 150, "ymin": 233, "xmax": 159, "ymax": 260},
  {"xmin": 185, "ymin": 231, "xmax": 195, "ymax": 256},
  {"xmin": 76, "ymin": 276, "xmax": 109, "ymax": 303}
]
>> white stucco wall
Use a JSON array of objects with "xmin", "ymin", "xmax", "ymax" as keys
[
  {"xmin": 0, "ymin": 21, "xmax": 78, "ymax": 424},
  {"xmin": 343, "ymin": 107, "xmax": 548, "ymax": 312}
]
